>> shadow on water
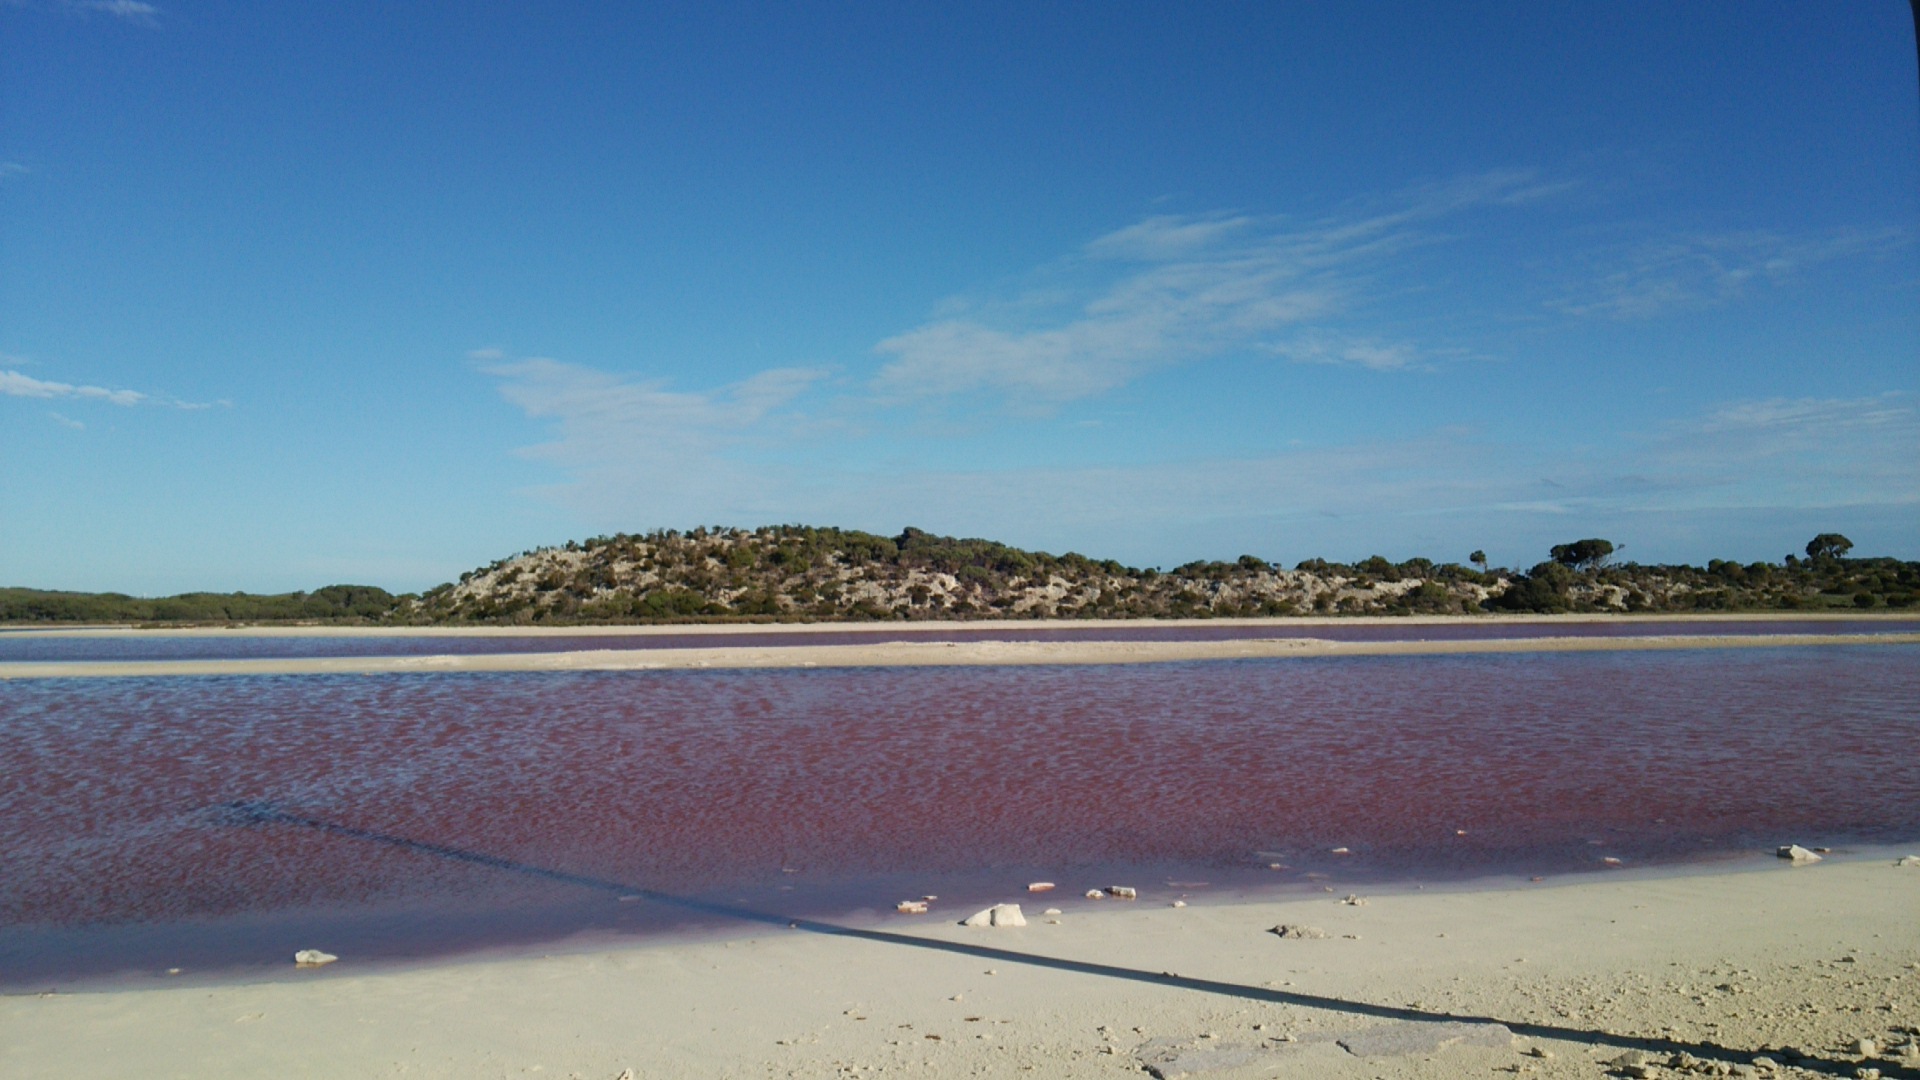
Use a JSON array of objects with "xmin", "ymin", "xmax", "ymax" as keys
[{"xmin": 219, "ymin": 800, "xmax": 1907, "ymax": 1078}]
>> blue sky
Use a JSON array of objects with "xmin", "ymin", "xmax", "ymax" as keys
[{"xmin": 3, "ymin": 1, "xmax": 1917, "ymax": 594}]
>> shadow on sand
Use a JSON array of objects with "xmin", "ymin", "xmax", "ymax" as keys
[{"xmin": 220, "ymin": 800, "xmax": 1907, "ymax": 1079}]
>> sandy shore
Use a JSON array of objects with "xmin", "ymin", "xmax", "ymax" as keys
[
  {"xmin": 4, "ymin": 854, "xmax": 1916, "ymax": 1079},
  {"xmin": 2, "ymin": 630, "xmax": 1916, "ymax": 680},
  {"xmin": 6, "ymin": 611, "xmax": 1915, "ymax": 638}
]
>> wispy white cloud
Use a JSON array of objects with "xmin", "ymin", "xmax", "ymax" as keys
[
  {"xmin": 1, "ymin": 367, "xmax": 146, "ymax": 406},
  {"xmin": 479, "ymin": 352, "xmax": 830, "ymax": 513},
  {"xmin": 871, "ymin": 171, "xmax": 1549, "ymax": 406},
  {"xmin": 0, "ymin": 360, "xmax": 225, "ymax": 410},
  {"xmin": 1553, "ymin": 227, "xmax": 1910, "ymax": 319},
  {"xmin": 1268, "ymin": 334, "xmax": 1423, "ymax": 372},
  {"xmin": 77, "ymin": 0, "xmax": 158, "ymax": 21},
  {"xmin": 47, "ymin": 411, "xmax": 84, "ymax": 430},
  {"xmin": 4, "ymin": 0, "xmax": 161, "ymax": 23}
]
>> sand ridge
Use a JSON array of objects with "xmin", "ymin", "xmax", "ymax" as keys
[
  {"xmin": 6, "ymin": 611, "xmax": 1916, "ymax": 638},
  {"xmin": 2, "ymin": 629, "xmax": 1916, "ymax": 679}
]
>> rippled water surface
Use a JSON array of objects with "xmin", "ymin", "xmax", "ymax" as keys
[{"xmin": 2, "ymin": 646, "xmax": 1916, "ymax": 985}]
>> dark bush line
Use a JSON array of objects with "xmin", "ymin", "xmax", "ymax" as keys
[{"xmin": 7, "ymin": 528, "xmax": 1916, "ymax": 624}]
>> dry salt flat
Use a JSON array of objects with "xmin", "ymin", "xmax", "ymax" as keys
[{"xmin": 4, "ymin": 853, "xmax": 1917, "ymax": 1079}]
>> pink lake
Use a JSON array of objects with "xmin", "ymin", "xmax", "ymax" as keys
[{"xmin": 2, "ymin": 645, "xmax": 1916, "ymax": 986}]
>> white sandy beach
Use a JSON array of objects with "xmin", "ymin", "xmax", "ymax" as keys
[
  {"xmin": 7, "ymin": 612, "xmax": 1915, "ymax": 638},
  {"xmin": 3, "ymin": 854, "xmax": 1916, "ymax": 1079}
]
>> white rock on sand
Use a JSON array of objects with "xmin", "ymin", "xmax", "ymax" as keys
[
  {"xmin": 292, "ymin": 949, "xmax": 337, "ymax": 968},
  {"xmin": 1777, "ymin": 844, "xmax": 1823, "ymax": 865},
  {"xmin": 960, "ymin": 903, "xmax": 1026, "ymax": 928},
  {"xmin": 1027, "ymin": 882, "xmax": 1055, "ymax": 892},
  {"xmin": 895, "ymin": 900, "xmax": 929, "ymax": 914}
]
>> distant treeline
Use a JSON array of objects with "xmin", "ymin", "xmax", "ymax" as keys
[
  {"xmin": 4, "ymin": 527, "xmax": 1916, "ymax": 625},
  {"xmin": 0, "ymin": 585, "xmax": 398, "ymax": 625}
]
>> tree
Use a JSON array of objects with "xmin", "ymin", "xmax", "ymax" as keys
[
  {"xmin": 1549, "ymin": 538, "xmax": 1615, "ymax": 572},
  {"xmin": 1487, "ymin": 561, "xmax": 1575, "ymax": 613},
  {"xmin": 1469, "ymin": 550, "xmax": 1488, "ymax": 572},
  {"xmin": 1806, "ymin": 533, "xmax": 1853, "ymax": 561}
]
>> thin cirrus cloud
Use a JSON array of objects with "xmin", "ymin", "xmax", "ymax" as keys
[
  {"xmin": 3, "ymin": 0, "xmax": 161, "ymax": 23},
  {"xmin": 1, "ymin": 367, "xmax": 147, "ymax": 406},
  {"xmin": 475, "ymin": 350, "xmax": 830, "ymax": 513},
  {"xmin": 1552, "ymin": 227, "xmax": 1911, "ymax": 319},
  {"xmin": 76, "ymin": 0, "xmax": 157, "ymax": 20},
  {"xmin": 1, "ymin": 363, "xmax": 227, "ymax": 414},
  {"xmin": 870, "ymin": 170, "xmax": 1555, "ymax": 406}
]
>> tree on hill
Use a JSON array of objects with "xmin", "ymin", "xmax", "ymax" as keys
[
  {"xmin": 1469, "ymin": 550, "xmax": 1487, "ymax": 572},
  {"xmin": 1485, "ymin": 561, "xmax": 1575, "ymax": 613},
  {"xmin": 1549, "ymin": 538, "xmax": 1615, "ymax": 572},
  {"xmin": 1805, "ymin": 533, "xmax": 1853, "ymax": 561}
]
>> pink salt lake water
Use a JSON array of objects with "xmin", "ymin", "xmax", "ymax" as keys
[{"xmin": 2, "ymin": 641, "xmax": 1916, "ymax": 986}]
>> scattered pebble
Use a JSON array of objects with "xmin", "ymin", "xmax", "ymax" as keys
[
  {"xmin": 1777, "ymin": 845, "xmax": 1823, "ymax": 865},
  {"xmin": 292, "ymin": 949, "xmax": 337, "ymax": 968},
  {"xmin": 1170, "ymin": 900, "xmax": 1186, "ymax": 908},
  {"xmin": 1330, "ymin": 846, "xmax": 1351, "ymax": 855},
  {"xmin": 1106, "ymin": 886, "xmax": 1137, "ymax": 900},
  {"xmin": 1085, "ymin": 889, "xmax": 1104, "ymax": 899},
  {"xmin": 1895, "ymin": 855, "xmax": 1920, "ymax": 867},
  {"xmin": 896, "ymin": 900, "xmax": 929, "ymax": 914},
  {"xmin": 1268, "ymin": 924, "xmax": 1330, "ymax": 939},
  {"xmin": 1341, "ymin": 894, "xmax": 1368, "ymax": 906},
  {"xmin": 1042, "ymin": 908, "xmax": 1062, "ymax": 915},
  {"xmin": 1027, "ymin": 882, "xmax": 1055, "ymax": 892}
]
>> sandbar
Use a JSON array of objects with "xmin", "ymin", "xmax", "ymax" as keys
[
  {"xmin": 5, "ymin": 610, "xmax": 1914, "ymax": 638},
  {"xmin": 2, "ymin": 629, "xmax": 1916, "ymax": 679}
]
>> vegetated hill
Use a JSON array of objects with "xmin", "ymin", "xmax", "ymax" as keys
[
  {"xmin": 6, "ymin": 526, "xmax": 1915, "ymax": 626},
  {"xmin": 405, "ymin": 525, "xmax": 1919, "ymax": 624}
]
